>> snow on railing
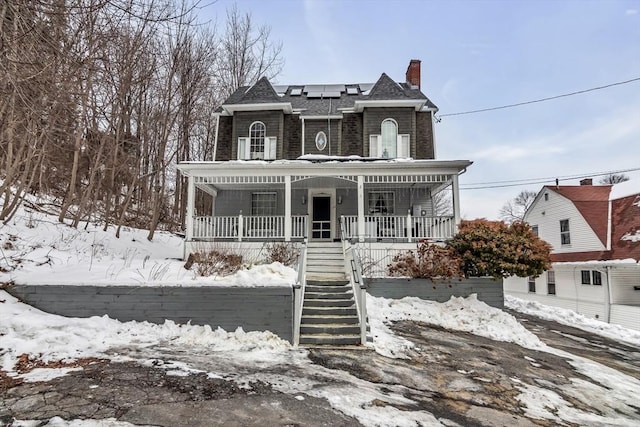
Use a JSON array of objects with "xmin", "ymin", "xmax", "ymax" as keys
[{"xmin": 293, "ymin": 240, "xmax": 307, "ymax": 347}]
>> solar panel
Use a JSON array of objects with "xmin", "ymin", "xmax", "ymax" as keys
[
  {"xmin": 323, "ymin": 91, "xmax": 342, "ymax": 98},
  {"xmin": 306, "ymin": 92, "xmax": 323, "ymax": 98},
  {"xmin": 323, "ymin": 84, "xmax": 345, "ymax": 92},
  {"xmin": 303, "ymin": 85, "xmax": 324, "ymax": 93}
]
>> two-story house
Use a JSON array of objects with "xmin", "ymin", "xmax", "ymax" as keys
[
  {"xmin": 504, "ymin": 179, "xmax": 640, "ymax": 331},
  {"xmin": 177, "ymin": 60, "xmax": 472, "ymax": 262}
]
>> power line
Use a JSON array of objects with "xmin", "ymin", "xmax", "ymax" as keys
[
  {"xmin": 460, "ymin": 167, "xmax": 640, "ymax": 190},
  {"xmin": 437, "ymin": 77, "xmax": 640, "ymax": 118}
]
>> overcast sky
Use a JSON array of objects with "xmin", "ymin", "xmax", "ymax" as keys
[{"xmin": 202, "ymin": 0, "xmax": 640, "ymax": 219}]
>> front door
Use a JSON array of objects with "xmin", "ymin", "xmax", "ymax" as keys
[{"xmin": 311, "ymin": 196, "xmax": 331, "ymax": 240}]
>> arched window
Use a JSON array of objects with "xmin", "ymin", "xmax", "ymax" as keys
[
  {"xmin": 380, "ymin": 119, "xmax": 398, "ymax": 158},
  {"xmin": 249, "ymin": 122, "xmax": 266, "ymax": 159}
]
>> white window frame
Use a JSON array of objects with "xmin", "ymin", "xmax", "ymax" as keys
[
  {"xmin": 369, "ymin": 118, "xmax": 409, "ymax": 158},
  {"xmin": 251, "ymin": 192, "xmax": 277, "ymax": 216},
  {"xmin": 238, "ymin": 121, "xmax": 276, "ymax": 160},
  {"xmin": 547, "ymin": 270, "xmax": 556, "ymax": 295},
  {"xmin": 368, "ymin": 191, "xmax": 395, "ymax": 215},
  {"xmin": 560, "ymin": 219, "xmax": 571, "ymax": 245},
  {"xmin": 315, "ymin": 131, "xmax": 327, "ymax": 151}
]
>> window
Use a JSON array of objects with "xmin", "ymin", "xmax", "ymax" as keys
[
  {"xmin": 251, "ymin": 192, "xmax": 277, "ymax": 216},
  {"xmin": 592, "ymin": 271, "xmax": 602, "ymax": 286},
  {"xmin": 368, "ymin": 191, "xmax": 394, "ymax": 215},
  {"xmin": 581, "ymin": 270, "xmax": 603, "ymax": 286},
  {"xmin": 544, "ymin": 193, "xmax": 549, "ymax": 201},
  {"xmin": 560, "ymin": 219, "xmax": 571, "ymax": 245},
  {"xmin": 250, "ymin": 122, "xmax": 266, "ymax": 159},
  {"xmin": 381, "ymin": 119, "xmax": 398, "ymax": 158},
  {"xmin": 237, "ymin": 122, "xmax": 276, "ymax": 160},
  {"xmin": 547, "ymin": 270, "xmax": 556, "ymax": 295},
  {"xmin": 531, "ymin": 225, "xmax": 539, "ymax": 236},
  {"xmin": 315, "ymin": 131, "xmax": 327, "ymax": 151},
  {"xmin": 528, "ymin": 276, "xmax": 536, "ymax": 293},
  {"xmin": 369, "ymin": 119, "xmax": 409, "ymax": 158}
]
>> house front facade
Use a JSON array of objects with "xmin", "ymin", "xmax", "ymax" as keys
[
  {"xmin": 504, "ymin": 179, "xmax": 640, "ymax": 331},
  {"xmin": 177, "ymin": 60, "xmax": 472, "ymax": 258}
]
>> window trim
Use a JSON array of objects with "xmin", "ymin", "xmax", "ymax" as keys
[
  {"xmin": 528, "ymin": 276, "xmax": 536, "ymax": 293},
  {"xmin": 368, "ymin": 191, "xmax": 395, "ymax": 215},
  {"xmin": 249, "ymin": 121, "xmax": 266, "ymax": 159},
  {"xmin": 547, "ymin": 270, "xmax": 556, "ymax": 295},
  {"xmin": 592, "ymin": 270, "xmax": 602, "ymax": 286},
  {"xmin": 560, "ymin": 219, "xmax": 571, "ymax": 245},
  {"xmin": 251, "ymin": 191, "xmax": 277, "ymax": 216},
  {"xmin": 315, "ymin": 131, "xmax": 327, "ymax": 151},
  {"xmin": 369, "ymin": 118, "xmax": 409, "ymax": 158},
  {"xmin": 581, "ymin": 270, "xmax": 591, "ymax": 285}
]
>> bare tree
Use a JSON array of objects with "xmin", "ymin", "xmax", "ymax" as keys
[
  {"xmin": 500, "ymin": 190, "xmax": 537, "ymax": 223},
  {"xmin": 599, "ymin": 173, "xmax": 629, "ymax": 185},
  {"xmin": 215, "ymin": 4, "xmax": 284, "ymax": 99}
]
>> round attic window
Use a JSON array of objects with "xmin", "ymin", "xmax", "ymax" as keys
[{"xmin": 315, "ymin": 131, "xmax": 327, "ymax": 151}]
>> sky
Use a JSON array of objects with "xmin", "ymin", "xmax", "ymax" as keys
[{"xmin": 200, "ymin": 0, "xmax": 640, "ymax": 219}]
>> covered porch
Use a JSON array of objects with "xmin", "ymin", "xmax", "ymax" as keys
[{"xmin": 177, "ymin": 159, "xmax": 471, "ymax": 248}]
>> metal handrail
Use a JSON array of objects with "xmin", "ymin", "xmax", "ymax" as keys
[
  {"xmin": 341, "ymin": 216, "xmax": 367, "ymax": 345},
  {"xmin": 293, "ymin": 240, "xmax": 307, "ymax": 347}
]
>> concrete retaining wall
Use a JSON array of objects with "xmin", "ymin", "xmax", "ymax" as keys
[
  {"xmin": 365, "ymin": 277, "xmax": 504, "ymax": 309},
  {"xmin": 7, "ymin": 285, "xmax": 294, "ymax": 342}
]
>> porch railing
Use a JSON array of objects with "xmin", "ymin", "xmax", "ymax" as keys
[
  {"xmin": 293, "ymin": 241, "xmax": 307, "ymax": 347},
  {"xmin": 193, "ymin": 215, "xmax": 307, "ymax": 240},
  {"xmin": 342, "ymin": 214, "xmax": 455, "ymax": 241}
]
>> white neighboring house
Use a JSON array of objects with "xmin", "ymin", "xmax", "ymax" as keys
[{"xmin": 504, "ymin": 178, "xmax": 640, "ymax": 331}]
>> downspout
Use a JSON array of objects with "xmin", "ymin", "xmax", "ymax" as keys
[
  {"xmin": 301, "ymin": 117, "xmax": 305, "ymax": 156},
  {"xmin": 606, "ymin": 199, "xmax": 612, "ymax": 250},
  {"xmin": 605, "ymin": 265, "xmax": 612, "ymax": 323},
  {"xmin": 328, "ymin": 98, "xmax": 332, "ymax": 156}
]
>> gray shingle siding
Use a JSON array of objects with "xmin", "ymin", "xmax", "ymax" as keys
[
  {"xmin": 303, "ymin": 119, "xmax": 341, "ymax": 156},
  {"xmin": 283, "ymin": 114, "xmax": 301, "ymax": 159},
  {"xmin": 216, "ymin": 116, "xmax": 233, "ymax": 161},
  {"xmin": 416, "ymin": 111, "xmax": 435, "ymax": 159},
  {"xmin": 341, "ymin": 113, "xmax": 363, "ymax": 156}
]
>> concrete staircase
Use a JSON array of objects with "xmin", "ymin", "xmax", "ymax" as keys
[
  {"xmin": 305, "ymin": 242, "xmax": 346, "ymax": 281},
  {"xmin": 299, "ymin": 280, "xmax": 362, "ymax": 346}
]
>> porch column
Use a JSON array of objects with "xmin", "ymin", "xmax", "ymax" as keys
[
  {"xmin": 284, "ymin": 175, "xmax": 292, "ymax": 241},
  {"xmin": 357, "ymin": 175, "xmax": 365, "ymax": 242},
  {"xmin": 185, "ymin": 175, "xmax": 195, "ymax": 259},
  {"xmin": 452, "ymin": 173, "xmax": 460, "ymax": 234}
]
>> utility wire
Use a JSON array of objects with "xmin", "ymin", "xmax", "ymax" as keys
[
  {"xmin": 460, "ymin": 167, "xmax": 640, "ymax": 190},
  {"xmin": 437, "ymin": 77, "xmax": 640, "ymax": 118}
]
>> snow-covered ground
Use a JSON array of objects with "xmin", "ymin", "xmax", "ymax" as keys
[{"xmin": 2, "ymin": 203, "xmax": 640, "ymax": 426}]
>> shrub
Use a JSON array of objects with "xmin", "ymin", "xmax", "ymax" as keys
[
  {"xmin": 446, "ymin": 219, "xmax": 551, "ymax": 279},
  {"xmin": 264, "ymin": 242, "xmax": 300, "ymax": 267},
  {"xmin": 387, "ymin": 242, "xmax": 463, "ymax": 281},
  {"xmin": 185, "ymin": 249, "xmax": 243, "ymax": 277}
]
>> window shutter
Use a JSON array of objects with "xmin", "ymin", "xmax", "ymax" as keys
[
  {"xmin": 237, "ymin": 137, "xmax": 249, "ymax": 160},
  {"xmin": 369, "ymin": 135, "xmax": 380, "ymax": 157},
  {"xmin": 267, "ymin": 137, "xmax": 277, "ymax": 160},
  {"xmin": 397, "ymin": 134, "xmax": 409, "ymax": 158}
]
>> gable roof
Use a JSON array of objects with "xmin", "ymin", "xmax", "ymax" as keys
[
  {"xmin": 220, "ymin": 73, "xmax": 437, "ymax": 116},
  {"xmin": 545, "ymin": 185, "xmax": 612, "ymax": 247},
  {"xmin": 610, "ymin": 193, "xmax": 640, "ymax": 260}
]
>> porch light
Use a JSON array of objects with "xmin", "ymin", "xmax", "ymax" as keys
[
  {"xmin": 302, "ymin": 195, "xmax": 307, "ymax": 205},
  {"xmin": 338, "ymin": 196, "xmax": 343, "ymax": 204}
]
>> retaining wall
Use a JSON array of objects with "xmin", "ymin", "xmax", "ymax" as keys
[
  {"xmin": 365, "ymin": 277, "xmax": 504, "ymax": 308},
  {"xmin": 7, "ymin": 285, "xmax": 294, "ymax": 342}
]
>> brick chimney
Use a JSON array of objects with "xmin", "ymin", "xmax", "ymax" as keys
[
  {"xmin": 580, "ymin": 178, "xmax": 593, "ymax": 186},
  {"xmin": 406, "ymin": 59, "xmax": 421, "ymax": 89}
]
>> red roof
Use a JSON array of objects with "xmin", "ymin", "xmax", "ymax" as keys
[
  {"xmin": 551, "ymin": 251, "xmax": 611, "ymax": 263},
  {"xmin": 545, "ymin": 185, "xmax": 612, "ymax": 247},
  {"xmin": 610, "ymin": 193, "xmax": 640, "ymax": 261}
]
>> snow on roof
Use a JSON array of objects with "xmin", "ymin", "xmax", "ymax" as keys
[{"xmin": 610, "ymin": 177, "xmax": 640, "ymax": 200}]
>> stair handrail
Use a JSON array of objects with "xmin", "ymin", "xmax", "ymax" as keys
[
  {"xmin": 293, "ymin": 239, "xmax": 307, "ymax": 347},
  {"xmin": 341, "ymin": 216, "xmax": 368, "ymax": 345}
]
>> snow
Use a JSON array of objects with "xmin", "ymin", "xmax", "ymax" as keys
[
  {"xmin": 0, "ymin": 205, "xmax": 296, "ymax": 288},
  {"xmin": 621, "ymin": 230, "xmax": 640, "ymax": 242},
  {"xmin": 367, "ymin": 294, "xmax": 547, "ymax": 358},
  {"xmin": 12, "ymin": 418, "xmax": 152, "ymax": 427},
  {"xmin": 609, "ymin": 178, "xmax": 639, "ymax": 200},
  {"xmin": 506, "ymin": 295, "xmax": 640, "ymax": 347},
  {"xmin": 3, "ymin": 202, "xmax": 640, "ymax": 426}
]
